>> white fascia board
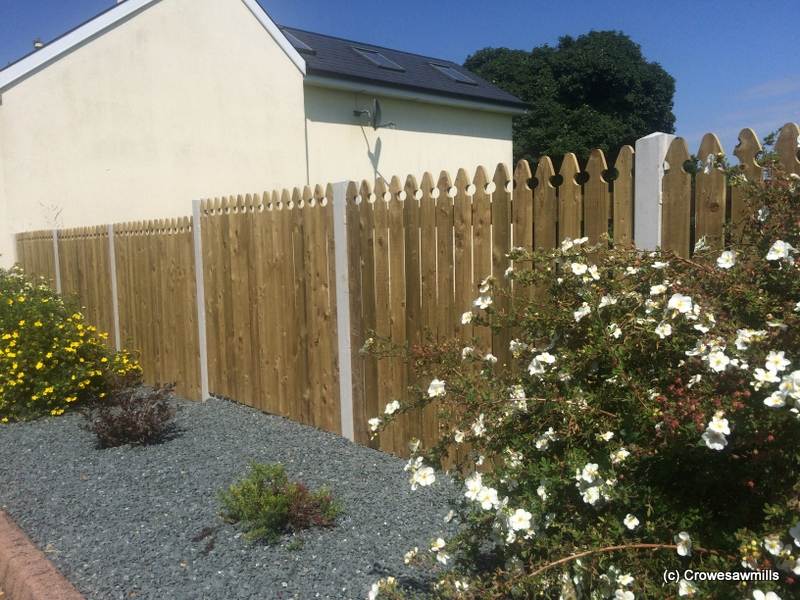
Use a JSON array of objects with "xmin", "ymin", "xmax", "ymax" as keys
[
  {"xmin": 0, "ymin": 0, "xmax": 306, "ymax": 93},
  {"xmin": 0, "ymin": 0, "xmax": 163, "ymax": 92},
  {"xmin": 305, "ymin": 75, "xmax": 526, "ymax": 116},
  {"xmin": 240, "ymin": 0, "xmax": 305, "ymax": 76}
]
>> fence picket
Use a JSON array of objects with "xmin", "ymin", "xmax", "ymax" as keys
[
  {"xmin": 776, "ymin": 122, "xmax": 800, "ymax": 175},
  {"xmin": 662, "ymin": 138, "xmax": 692, "ymax": 257},
  {"xmin": 558, "ymin": 153, "xmax": 582, "ymax": 242},
  {"xmin": 695, "ymin": 133, "xmax": 726, "ymax": 250},
  {"xmin": 613, "ymin": 146, "xmax": 634, "ymax": 246},
  {"xmin": 492, "ymin": 163, "xmax": 512, "ymax": 367},
  {"xmin": 732, "ymin": 129, "xmax": 762, "ymax": 242},
  {"xmin": 584, "ymin": 149, "xmax": 610, "ymax": 245},
  {"xmin": 534, "ymin": 157, "xmax": 557, "ymax": 250}
]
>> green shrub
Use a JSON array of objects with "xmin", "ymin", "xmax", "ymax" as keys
[
  {"xmin": 82, "ymin": 383, "xmax": 177, "ymax": 448},
  {"xmin": 0, "ymin": 267, "xmax": 142, "ymax": 422},
  {"xmin": 219, "ymin": 463, "xmax": 340, "ymax": 543},
  {"xmin": 367, "ymin": 151, "xmax": 800, "ymax": 598}
]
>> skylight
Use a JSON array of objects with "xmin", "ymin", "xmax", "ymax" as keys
[
  {"xmin": 283, "ymin": 31, "xmax": 316, "ymax": 55},
  {"xmin": 430, "ymin": 63, "xmax": 477, "ymax": 85},
  {"xmin": 352, "ymin": 47, "xmax": 405, "ymax": 72}
]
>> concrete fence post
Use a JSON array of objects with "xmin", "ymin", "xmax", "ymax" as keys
[
  {"xmin": 51, "ymin": 229, "xmax": 62, "ymax": 294},
  {"xmin": 634, "ymin": 132, "xmax": 676, "ymax": 250},
  {"xmin": 331, "ymin": 181, "xmax": 355, "ymax": 442},
  {"xmin": 192, "ymin": 200, "xmax": 210, "ymax": 401},
  {"xmin": 107, "ymin": 224, "xmax": 122, "ymax": 352}
]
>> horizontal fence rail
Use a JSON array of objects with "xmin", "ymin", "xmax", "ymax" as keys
[{"xmin": 13, "ymin": 122, "xmax": 800, "ymax": 456}]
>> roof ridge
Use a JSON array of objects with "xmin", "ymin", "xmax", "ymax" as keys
[{"xmin": 279, "ymin": 25, "xmax": 463, "ymax": 67}]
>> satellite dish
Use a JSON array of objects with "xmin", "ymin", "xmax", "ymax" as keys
[{"xmin": 353, "ymin": 98, "xmax": 396, "ymax": 130}]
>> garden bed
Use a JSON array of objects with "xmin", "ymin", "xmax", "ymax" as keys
[{"xmin": 0, "ymin": 398, "xmax": 457, "ymax": 599}]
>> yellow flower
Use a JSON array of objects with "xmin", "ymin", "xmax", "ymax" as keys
[
  {"xmin": 18, "ymin": 320, "xmax": 25, "ymax": 327},
  {"xmin": 50, "ymin": 408, "xmax": 65, "ymax": 416},
  {"xmin": 1, "ymin": 417, "xmax": 8, "ymax": 424},
  {"xmin": 35, "ymin": 361, "xmax": 44, "ymax": 370},
  {"xmin": 33, "ymin": 321, "xmax": 43, "ymax": 327}
]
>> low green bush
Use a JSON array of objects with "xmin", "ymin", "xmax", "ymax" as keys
[
  {"xmin": 0, "ymin": 267, "xmax": 142, "ymax": 422},
  {"xmin": 367, "ymin": 148, "xmax": 800, "ymax": 598},
  {"xmin": 219, "ymin": 463, "xmax": 340, "ymax": 543}
]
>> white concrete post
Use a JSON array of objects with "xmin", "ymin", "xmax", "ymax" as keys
[
  {"xmin": 634, "ymin": 132, "xmax": 676, "ymax": 250},
  {"xmin": 331, "ymin": 181, "xmax": 355, "ymax": 442},
  {"xmin": 192, "ymin": 200, "xmax": 210, "ymax": 401},
  {"xmin": 51, "ymin": 229, "xmax": 62, "ymax": 293},
  {"xmin": 107, "ymin": 224, "xmax": 122, "ymax": 351}
]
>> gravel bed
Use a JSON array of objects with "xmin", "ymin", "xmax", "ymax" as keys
[{"xmin": 0, "ymin": 398, "xmax": 458, "ymax": 600}]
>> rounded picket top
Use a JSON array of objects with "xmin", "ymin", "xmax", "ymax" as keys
[
  {"xmin": 775, "ymin": 122, "xmax": 800, "ymax": 173},
  {"xmin": 559, "ymin": 152, "xmax": 581, "ymax": 186},
  {"xmin": 473, "ymin": 164, "xmax": 491, "ymax": 193},
  {"xmin": 373, "ymin": 178, "xmax": 388, "ymax": 204},
  {"xmin": 514, "ymin": 158, "xmax": 533, "ymax": 189},
  {"xmin": 390, "ymin": 175, "xmax": 406, "ymax": 201},
  {"xmin": 733, "ymin": 128, "xmax": 761, "ymax": 176},
  {"xmin": 664, "ymin": 137, "xmax": 691, "ymax": 174},
  {"xmin": 535, "ymin": 155, "xmax": 556, "ymax": 188},
  {"xmin": 404, "ymin": 173, "xmax": 421, "ymax": 201},
  {"xmin": 586, "ymin": 148, "xmax": 609, "ymax": 183},
  {"xmin": 493, "ymin": 162, "xmax": 512, "ymax": 193},
  {"xmin": 697, "ymin": 132, "xmax": 724, "ymax": 173},
  {"xmin": 454, "ymin": 167, "xmax": 472, "ymax": 196},
  {"xmin": 437, "ymin": 170, "xmax": 455, "ymax": 198},
  {"xmin": 346, "ymin": 181, "xmax": 360, "ymax": 204},
  {"xmin": 420, "ymin": 171, "xmax": 437, "ymax": 199}
]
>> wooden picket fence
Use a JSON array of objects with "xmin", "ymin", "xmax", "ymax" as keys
[{"xmin": 14, "ymin": 122, "xmax": 800, "ymax": 454}]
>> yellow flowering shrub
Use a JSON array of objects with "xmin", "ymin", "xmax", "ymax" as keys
[{"xmin": 0, "ymin": 266, "xmax": 142, "ymax": 422}]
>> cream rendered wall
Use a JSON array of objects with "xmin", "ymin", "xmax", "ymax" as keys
[
  {"xmin": 0, "ymin": 0, "xmax": 307, "ymax": 267},
  {"xmin": 303, "ymin": 85, "xmax": 513, "ymax": 186}
]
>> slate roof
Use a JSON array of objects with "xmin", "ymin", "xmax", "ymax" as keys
[{"xmin": 280, "ymin": 26, "xmax": 528, "ymax": 111}]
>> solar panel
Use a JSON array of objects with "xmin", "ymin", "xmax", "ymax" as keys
[
  {"xmin": 352, "ymin": 47, "xmax": 405, "ymax": 72},
  {"xmin": 430, "ymin": 63, "xmax": 477, "ymax": 85},
  {"xmin": 283, "ymin": 31, "xmax": 316, "ymax": 55}
]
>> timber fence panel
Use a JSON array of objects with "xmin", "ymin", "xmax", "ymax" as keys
[
  {"xmin": 732, "ymin": 129, "xmax": 762, "ymax": 243},
  {"xmin": 584, "ymin": 149, "xmax": 610, "ymax": 245},
  {"xmin": 114, "ymin": 219, "xmax": 200, "ymax": 399},
  {"xmin": 15, "ymin": 231, "xmax": 57, "ymax": 286},
  {"xmin": 57, "ymin": 226, "xmax": 115, "ymax": 347},
  {"xmin": 491, "ymin": 163, "xmax": 512, "ymax": 368},
  {"xmin": 558, "ymin": 153, "xmax": 582, "ymax": 242},
  {"xmin": 661, "ymin": 138, "xmax": 693, "ymax": 257}
]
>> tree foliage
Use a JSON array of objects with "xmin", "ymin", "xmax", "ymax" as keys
[{"xmin": 465, "ymin": 31, "xmax": 676, "ymax": 163}]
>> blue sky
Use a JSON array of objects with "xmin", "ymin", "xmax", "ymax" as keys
[{"xmin": 1, "ymin": 0, "xmax": 798, "ymax": 157}]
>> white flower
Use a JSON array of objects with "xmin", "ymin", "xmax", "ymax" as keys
[
  {"xmin": 368, "ymin": 417, "xmax": 382, "ymax": 432},
  {"xmin": 479, "ymin": 276, "xmax": 492, "ymax": 293},
  {"xmin": 483, "ymin": 353, "xmax": 498, "ymax": 364},
  {"xmin": 764, "ymin": 391, "xmax": 786, "ymax": 408},
  {"xmin": 581, "ymin": 486, "xmax": 601, "ymax": 506},
  {"xmin": 435, "ymin": 552, "xmax": 449, "ymax": 565},
  {"xmin": 368, "ymin": 582, "xmax": 380, "ymax": 600},
  {"xmin": 411, "ymin": 466, "xmax": 436, "ymax": 490},
  {"xmin": 678, "ymin": 579, "xmax": 698, "ymax": 597},
  {"xmin": 587, "ymin": 265, "xmax": 600, "ymax": 280},
  {"xmin": 528, "ymin": 352, "xmax": 556, "ymax": 375},
  {"xmin": 667, "ymin": 293, "xmax": 693, "ymax": 314},
  {"xmin": 736, "ymin": 328, "xmax": 766, "ymax": 351},
  {"xmin": 508, "ymin": 508, "xmax": 533, "ymax": 531},
  {"xmin": 571, "ymin": 262, "xmax": 588, "ymax": 275},
  {"xmin": 574, "ymin": 302, "xmax": 592, "ymax": 322},
  {"xmin": 655, "ymin": 322, "xmax": 672, "ymax": 338},
  {"xmin": 471, "ymin": 414, "xmax": 486, "ymax": 437},
  {"xmin": 535, "ymin": 427, "xmax": 557, "ymax": 450},
  {"xmin": 753, "ymin": 590, "xmax": 782, "ymax": 600},
  {"xmin": 614, "ymin": 590, "xmax": 634, "ymax": 600},
  {"xmin": 403, "ymin": 547, "xmax": 418, "ymax": 564},
  {"xmin": 617, "ymin": 573, "xmax": 634, "ymax": 587},
  {"xmin": 581, "ymin": 463, "xmax": 600, "ymax": 483},
  {"xmin": 453, "ymin": 429, "xmax": 465, "ymax": 444},
  {"xmin": 611, "ymin": 448, "xmax": 630, "ymax": 464},
  {"xmin": 464, "ymin": 472, "xmax": 483, "ymax": 501},
  {"xmin": 384, "ymin": 400, "xmax": 400, "ymax": 415},
  {"xmin": 765, "ymin": 351, "xmax": 791, "ymax": 373},
  {"xmin": 764, "ymin": 535, "xmax": 784, "ymax": 556},
  {"xmin": 653, "ymin": 261, "xmax": 669, "ymax": 269},
  {"xmin": 795, "ymin": 300, "xmax": 800, "ymax": 313},
  {"xmin": 476, "ymin": 486, "xmax": 500, "ymax": 510},
  {"xmin": 461, "ymin": 346, "xmax": 474, "ymax": 360},
  {"xmin": 430, "ymin": 537, "xmax": 446, "ymax": 552},
  {"xmin": 707, "ymin": 351, "xmax": 731, "ymax": 372},
  {"xmin": 461, "ymin": 311, "xmax": 474, "ymax": 324},
  {"xmin": 753, "ymin": 368, "xmax": 781, "ymax": 390},
  {"xmin": 675, "ymin": 531, "xmax": 692, "ymax": 556},
  {"xmin": 625, "ymin": 266, "xmax": 640, "ymax": 275},
  {"xmin": 536, "ymin": 484, "xmax": 548, "ymax": 502},
  {"xmin": 504, "ymin": 265, "xmax": 514, "ymax": 278},
  {"xmin": 608, "ymin": 323, "xmax": 622, "ymax": 339},
  {"xmin": 707, "ymin": 412, "xmax": 730, "ymax": 435},
  {"xmin": 474, "ymin": 295, "xmax": 493, "ymax": 309},
  {"xmin": 599, "ymin": 295, "xmax": 618, "ymax": 308},
  {"xmin": 623, "ymin": 514, "xmax": 640, "ymax": 530},
  {"xmin": 443, "ymin": 510, "xmax": 455, "ymax": 523},
  {"xmin": 509, "ymin": 339, "xmax": 527, "ymax": 356},
  {"xmin": 716, "ymin": 250, "xmax": 736, "ymax": 269},
  {"xmin": 702, "ymin": 429, "xmax": 728, "ymax": 451},
  {"xmin": 650, "ymin": 284, "xmax": 667, "ymax": 296},
  {"xmin": 598, "ymin": 431, "xmax": 615, "ymax": 442},
  {"xmin": 427, "ymin": 379, "xmax": 446, "ymax": 398},
  {"xmin": 766, "ymin": 240, "xmax": 796, "ymax": 263}
]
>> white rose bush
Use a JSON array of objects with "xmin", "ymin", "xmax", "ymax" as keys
[{"xmin": 365, "ymin": 152, "xmax": 800, "ymax": 598}]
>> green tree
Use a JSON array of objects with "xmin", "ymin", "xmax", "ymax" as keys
[{"xmin": 465, "ymin": 31, "xmax": 676, "ymax": 164}]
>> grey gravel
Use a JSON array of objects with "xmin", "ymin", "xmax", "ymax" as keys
[{"xmin": 0, "ymin": 398, "xmax": 458, "ymax": 600}]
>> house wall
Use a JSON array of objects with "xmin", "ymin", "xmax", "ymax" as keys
[
  {"xmin": 0, "ymin": 0, "xmax": 308, "ymax": 267},
  {"xmin": 303, "ymin": 85, "xmax": 514, "ymax": 186}
]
